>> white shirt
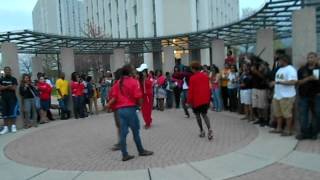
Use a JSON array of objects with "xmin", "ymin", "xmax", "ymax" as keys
[
  {"xmin": 227, "ymin": 72, "xmax": 238, "ymax": 89},
  {"xmin": 274, "ymin": 65, "xmax": 297, "ymax": 100}
]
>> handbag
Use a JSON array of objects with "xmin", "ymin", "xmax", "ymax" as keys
[{"xmin": 30, "ymin": 87, "xmax": 41, "ymax": 110}]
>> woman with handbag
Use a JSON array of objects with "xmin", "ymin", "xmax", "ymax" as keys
[{"xmin": 19, "ymin": 74, "xmax": 39, "ymax": 128}]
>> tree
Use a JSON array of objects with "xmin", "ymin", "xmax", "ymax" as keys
[{"xmin": 19, "ymin": 54, "xmax": 33, "ymax": 74}]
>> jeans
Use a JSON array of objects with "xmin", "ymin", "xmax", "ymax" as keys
[
  {"xmin": 212, "ymin": 88, "xmax": 222, "ymax": 112},
  {"xmin": 23, "ymin": 98, "xmax": 37, "ymax": 125},
  {"xmin": 58, "ymin": 95, "xmax": 69, "ymax": 113},
  {"xmin": 166, "ymin": 90, "xmax": 173, "ymax": 108},
  {"xmin": 173, "ymin": 87, "xmax": 182, "ymax": 108},
  {"xmin": 299, "ymin": 96, "xmax": 320, "ymax": 137},
  {"xmin": 118, "ymin": 106, "xmax": 144, "ymax": 157},
  {"xmin": 181, "ymin": 89, "xmax": 190, "ymax": 116},
  {"xmin": 72, "ymin": 96, "xmax": 85, "ymax": 118}
]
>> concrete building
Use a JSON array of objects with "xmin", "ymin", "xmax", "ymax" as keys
[
  {"xmin": 33, "ymin": 0, "xmax": 239, "ymax": 69},
  {"xmin": 32, "ymin": 0, "xmax": 85, "ymax": 36},
  {"xmin": 83, "ymin": 0, "xmax": 239, "ymax": 67}
]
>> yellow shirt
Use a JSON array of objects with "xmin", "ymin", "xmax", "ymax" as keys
[{"xmin": 55, "ymin": 78, "xmax": 69, "ymax": 98}]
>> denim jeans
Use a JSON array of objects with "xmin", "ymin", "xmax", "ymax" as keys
[
  {"xmin": 299, "ymin": 96, "xmax": 320, "ymax": 137},
  {"xmin": 23, "ymin": 98, "xmax": 37, "ymax": 125},
  {"xmin": 72, "ymin": 96, "xmax": 84, "ymax": 118},
  {"xmin": 118, "ymin": 106, "xmax": 144, "ymax": 157},
  {"xmin": 212, "ymin": 88, "xmax": 222, "ymax": 112},
  {"xmin": 181, "ymin": 89, "xmax": 190, "ymax": 116},
  {"xmin": 166, "ymin": 90, "xmax": 173, "ymax": 108},
  {"xmin": 58, "ymin": 95, "xmax": 69, "ymax": 112}
]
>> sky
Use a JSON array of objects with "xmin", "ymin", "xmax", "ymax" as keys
[{"xmin": 0, "ymin": 0, "xmax": 267, "ymax": 32}]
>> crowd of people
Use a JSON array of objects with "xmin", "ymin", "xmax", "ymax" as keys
[{"xmin": 0, "ymin": 49, "xmax": 320, "ymax": 161}]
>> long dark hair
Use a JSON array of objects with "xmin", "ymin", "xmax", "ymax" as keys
[{"xmin": 119, "ymin": 64, "xmax": 133, "ymax": 94}]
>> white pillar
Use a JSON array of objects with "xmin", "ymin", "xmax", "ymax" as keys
[
  {"xmin": 162, "ymin": 46, "xmax": 175, "ymax": 73},
  {"xmin": 110, "ymin": 48, "xmax": 125, "ymax": 73},
  {"xmin": 1, "ymin": 42, "xmax": 20, "ymax": 79},
  {"xmin": 292, "ymin": 7, "xmax": 317, "ymax": 67},
  {"xmin": 201, "ymin": 48, "xmax": 210, "ymax": 65},
  {"xmin": 31, "ymin": 55, "xmax": 43, "ymax": 80},
  {"xmin": 256, "ymin": 29, "xmax": 274, "ymax": 67},
  {"xmin": 60, "ymin": 48, "xmax": 75, "ymax": 81},
  {"xmin": 143, "ymin": 53, "xmax": 154, "ymax": 71},
  {"xmin": 181, "ymin": 53, "xmax": 190, "ymax": 66},
  {"xmin": 211, "ymin": 39, "xmax": 225, "ymax": 70}
]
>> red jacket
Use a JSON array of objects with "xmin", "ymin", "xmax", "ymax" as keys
[
  {"xmin": 71, "ymin": 81, "xmax": 85, "ymax": 97},
  {"xmin": 37, "ymin": 82, "xmax": 52, "ymax": 101},
  {"xmin": 187, "ymin": 72, "xmax": 211, "ymax": 108},
  {"xmin": 113, "ymin": 76, "xmax": 142, "ymax": 109}
]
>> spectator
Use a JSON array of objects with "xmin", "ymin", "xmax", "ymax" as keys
[
  {"xmin": 221, "ymin": 64, "xmax": 230, "ymax": 110},
  {"xmin": 164, "ymin": 72, "xmax": 174, "ymax": 109},
  {"xmin": 250, "ymin": 56, "xmax": 270, "ymax": 126},
  {"xmin": 87, "ymin": 76, "xmax": 98, "ymax": 114},
  {"xmin": 296, "ymin": 52, "xmax": 320, "ymax": 140},
  {"xmin": 37, "ymin": 75, "xmax": 52, "ymax": 123},
  {"xmin": 270, "ymin": 54, "xmax": 297, "ymax": 136},
  {"xmin": 227, "ymin": 65, "xmax": 239, "ymax": 112},
  {"xmin": 0, "ymin": 67, "xmax": 19, "ymax": 135},
  {"xmin": 239, "ymin": 63, "xmax": 253, "ymax": 121},
  {"xmin": 55, "ymin": 72, "xmax": 70, "ymax": 120},
  {"xmin": 210, "ymin": 65, "xmax": 222, "ymax": 112},
  {"xmin": 225, "ymin": 50, "xmax": 236, "ymax": 66},
  {"xmin": 155, "ymin": 70, "xmax": 166, "ymax": 111},
  {"xmin": 71, "ymin": 72, "xmax": 85, "ymax": 119},
  {"xmin": 172, "ymin": 67, "xmax": 183, "ymax": 109},
  {"xmin": 181, "ymin": 66, "xmax": 192, "ymax": 118},
  {"xmin": 19, "ymin": 74, "xmax": 39, "ymax": 128}
]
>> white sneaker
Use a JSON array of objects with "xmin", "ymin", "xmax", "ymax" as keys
[
  {"xmin": 11, "ymin": 125, "xmax": 17, "ymax": 133},
  {"xmin": 0, "ymin": 126, "xmax": 9, "ymax": 135}
]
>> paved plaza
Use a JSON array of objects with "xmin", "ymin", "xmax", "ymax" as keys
[{"xmin": 0, "ymin": 109, "xmax": 320, "ymax": 180}]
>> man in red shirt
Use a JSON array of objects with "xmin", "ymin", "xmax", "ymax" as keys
[
  {"xmin": 187, "ymin": 61, "xmax": 213, "ymax": 140},
  {"xmin": 225, "ymin": 50, "xmax": 236, "ymax": 66}
]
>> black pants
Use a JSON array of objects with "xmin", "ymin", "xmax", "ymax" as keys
[
  {"xmin": 221, "ymin": 86, "xmax": 229, "ymax": 110},
  {"xmin": 228, "ymin": 88, "xmax": 238, "ymax": 112},
  {"xmin": 173, "ymin": 87, "xmax": 182, "ymax": 108}
]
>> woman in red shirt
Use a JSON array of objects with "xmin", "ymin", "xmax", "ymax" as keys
[
  {"xmin": 37, "ymin": 75, "xmax": 52, "ymax": 123},
  {"xmin": 187, "ymin": 61, "xmax": 213, "ymax": 140},
  {"xmin": 71, "ymin": 72, "xmax": 85, "ymax": 118},
  {"xmin": 106, "ymin": 65, "xmax": 153, "ymax": 161},
  {"xmin": 137, "ymin": 64, "xmax": 154, "ymax": 129}
]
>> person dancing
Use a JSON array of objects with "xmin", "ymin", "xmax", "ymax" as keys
[
  {"xmin": 187, "ymin": 62, "xmax": 213, "ymax": 140},
  {"xmin": 137, "ymin": 64, "xmax": 154, "ymax": 129}
]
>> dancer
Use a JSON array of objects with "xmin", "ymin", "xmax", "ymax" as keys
[
  {"xmin": 106, "ymin": 65, "xmax": 153, "ymax": 161},
  {"xmin": 187, "ymin": 62, "xmax": 213, "ymax": 140},
  {"xmin": 137, "ymin": 64, "xmax": 154, "ymax": 129}
]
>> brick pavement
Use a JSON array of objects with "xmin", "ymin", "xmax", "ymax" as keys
[{"xmin": 4, "ymin": 109, "xmax": 258, "ymax": 171}]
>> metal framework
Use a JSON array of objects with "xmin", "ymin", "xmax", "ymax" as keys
[{"xmin": 0, "ymin": 0, "xmax": 317, "ymax": 54}]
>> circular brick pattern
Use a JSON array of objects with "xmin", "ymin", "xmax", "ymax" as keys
[{"xmin": 5, "ymin": 110, "xmax": 258, "ymax": 171}]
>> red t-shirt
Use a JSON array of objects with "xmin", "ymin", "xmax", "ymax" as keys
[
  {"xmin": 225, "ymin": 56, "xmax": 236, "ymax": 65},
  {"xmin": 37, "ymin": 82, "xmax": 52, "ymax": 101},
  {"xmin": 113, "ymin": 76, "xmax": 142, "ymax": 109},
  {"xmin": 71, "ymin": 81, "xmax": 85, "ymax": 97},
  {"xmin": 187, "ymin": 72, "xmax": 211, "ymax": 108}
]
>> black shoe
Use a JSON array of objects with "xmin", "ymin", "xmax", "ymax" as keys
[
  {"xmin": 122, "ymin": 155, "xmax": 134, "ymax": 161},
  {"xmin": 139, "ymin": 150, "xmax": 154, "ymax": 156},
  {"xmin": 111, "ymin": 144, "xmax": 121, "ymax": 151}
]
